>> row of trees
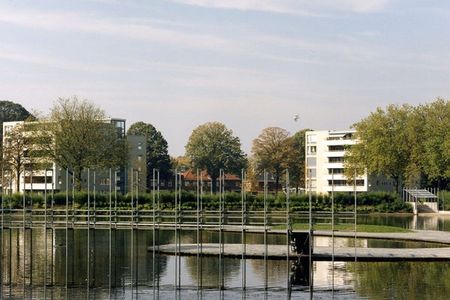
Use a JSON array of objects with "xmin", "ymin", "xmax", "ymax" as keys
[
  {"xmin": 0, "ymin": 98, "xmax": 309, "ymax": 194},
  {"xmin": 346, "ymin": 98, "xmax": 450, "ymax": 190},
  {"xmin": 3, "ymin": 97, "xmax": 447, "ymax": 194}
]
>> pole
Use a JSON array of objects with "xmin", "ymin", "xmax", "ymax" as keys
[
  {"xmin": 308, "ymin": 168, "xmax": 313, "ymax": 299},
  {"xmin": 286, "ymin": 169, "xmax": 290, "ymax": 294},
  {"xmin": 152, "ymin": 169, "xmax": 156, "ymax": 299},
  {"xmin": 87, "ymin": 168, "xmax": 90, "ymax": 297},
  {"xmin": 109, "ymin": 168, "xmax": 112, "ymax": 299},
  {"xmin": 354, "ymin": 170, "xmax": 357, "ymax": 263},
  {"xmin": 331, "ymin": 169, "xmax": 335, "ymax": 298},
  {"xmin": 241, "ymin": 169, "xmax": 246, "ymax": 296},
  {"xmin": 263, "ymin": 170, "xmax": 268, "ymax": 292},
  {"xmin": 65, "ymin": 169, "xmax": 69, "ymax": 298},
  {"xmin": 174, "ymin": 169, "xmax": 178, "ymax": 298}
]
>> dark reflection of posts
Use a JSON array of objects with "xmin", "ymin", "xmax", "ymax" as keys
[{"xmin": 290, "ymin": 258, "xmax": 311, "ymax": 286}]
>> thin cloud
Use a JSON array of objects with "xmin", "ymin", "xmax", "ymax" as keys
[
  {"xmin": 168, "ymin": 0, "xmax": 392, "ymax": 15},
  {"xmin": 0, "ymin": 4, "xmax": 231, "ymax": 51}
]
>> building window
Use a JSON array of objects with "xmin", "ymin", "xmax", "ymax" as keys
[
  {"xmin": 328, "ymin": 145, "xmax": 345, "ymax": 152},
  {"xmin": 99, "ymin": 178, "xmax": 110, "ymax": 185},
  {"xmin": 307, "ymin": 168, "xmax": 317, "ymax": 177},
  {"xmin": 328, "ymin": 179, "xmax": 364, "ymax": 186},
  {"xmin": 307, "ymin": 146, "xmax": 317, "ymax": 154},
  {"xmin": 24, "ymin": 176, "xmax": 53, "ymax": 184},
  {"xmin": 307, "ymin": 157, "xmax": 317, "ymax": 167},
  {"xmin": 328, "ymin": 168, "xmax": 344, "ymax": 174},
  {"xmin": 307, "ymin": 134, "xmax": 317, "ymax": 144},
  {"xmin": 328, "ymin": 157, "xmax": 344, "ymax": 163}
]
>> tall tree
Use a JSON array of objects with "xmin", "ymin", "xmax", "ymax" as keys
[
  {"xmin": 2, "ymin": 122, "xmax": 30, "ymax": 192},
  {"xmin": 127, "ymin": 122, "xmax": 172, "ymax": 190},
  {"xmin": 251, "ymin": 127, "xmax": 290, "ymax": 193},
  {"xmin": 419, "ymin": 99, "xmax": 450, "ymax": 188},
  {"xmin": 285, "ymin": 129, "xmax": 310, "ymax": 192},
  {"xmin": 185, "ymin": 122, "xmax": 247, "ymax": 193},
  {"xmin": 345, "ymin": 104, "xmax": 413, "ymax": 191},
  {"xmin": 38, "ymin": 97, "xmax": 128, "ymax": 190}
]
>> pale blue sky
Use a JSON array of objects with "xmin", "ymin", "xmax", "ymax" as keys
[{"xmin": 1, "ymin": 0, "xmax": 449, "ymax": 155}]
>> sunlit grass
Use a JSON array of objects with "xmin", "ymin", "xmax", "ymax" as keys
[{"xmin": 272, "ymin": 223, "xmax": 411, "ymax": 233}]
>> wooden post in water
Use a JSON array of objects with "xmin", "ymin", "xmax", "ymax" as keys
[
  {"xmin": 130, "ymin": 168, "xmax": 134, "ymax": 300},
  {"xmin": 308, "ymin": 168, "xmax": 313, "ymax": 299},
  {"xmin": 218, "ymin": 169, "xmax": 224, "ymax": 291},
  {"xmin": 65, "ymin": 169, "xmax": 69, "ymax": 298},
  {"xmin": 263, "ymin": 170, "xmax": 268, "ymax": 292},
  {"xmin": 173, "ymin": 169, "xmax": 178, "ymax": 298},
  {"xmin": 199, "ymin": 171, "xmax": 203, "ymax": 295},
  {"xmin": 109, "ymin": 168, "xmax": 112, "ymax": 299},
  {"xmin": 0, "ymin": 168, "xmax": 3, "ymax": 298},
  {"xmin": 331, "ymin": 169, "xmax": 335, "ymax": 296},
  {"xmin": 22, "ymin": 169, "xmax": 26, "ymax": 297},
  {"xmin": 286, "ymin": 169, "xmax": 291, "ymax": 295},
  {"xmin": 87, "ymin": 168, "xmax": 91, "ymax": 297},
  {"xmin": 152, "ymin": 168, "xmax": 156, "ymax": 299},
  {"xmin": 44, "ymin": 169, "xmax": 47, "ymax": 299},
  {"xmin": 354, "ymin": 170, "xmax": 357, "ymax": 263},
  {"xmin": 241, "ymin": 169, "xmax": 246, "ymax": 296},
  {"xmin": 196, "ymin": 168, "xmax": 200, "ymax": 297}
]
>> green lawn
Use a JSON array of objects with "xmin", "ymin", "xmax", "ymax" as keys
[{"xmin": 272, "ymin": 223, "xmax": 411, "ymax": 233}]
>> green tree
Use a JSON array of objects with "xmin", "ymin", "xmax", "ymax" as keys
[
  {"xmin": 0, "ymin": 101, "xmax": 32, "ymax": 170},
  {"xmin": 127, "ymin": 122, "xmax": 172, "ymax": 190},
  {"xmin": 171, "ymin": 155, "xmax": 191, "ymax": 172},
  {"xmin": 2, "ymin": 122, "xmax": 30, "ymax": 192},
  {"xmin": 419, "ymin": 99, "xmax": 450, "ymax": 188},
  {"xmin": 185, "ymin": 122, "xmax": 247, "ymax": 193},
  {"xmin": 285, "ymin": 129, "xmax": 310, "ymax": 192},
  {"xmin": 39, "ymin": 97, "xmax": 128, "ymax": 190},
  {"xmin": 0, "ymin": 100, "xmax": 32, "ymax": 141},
  {"xmin": 345, "ymin": 104, "xmax": 413, "ymax": 191},
  {"xmin": 251, "ymin": 127, "xmax": 290, "ymax": 193}
]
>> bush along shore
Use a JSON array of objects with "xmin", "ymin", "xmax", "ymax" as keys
[{"xmin": 3, "ymin": 191, "xmax": 413, "ymax": 213}]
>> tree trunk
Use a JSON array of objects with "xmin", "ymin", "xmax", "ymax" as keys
[
  {"xmin": 211, "ymin": 176, "xmax": 218, "ymax": 194},
  {"xmin": 275, "ymin": 174, "xmax": 280, "ymax": 195},
  {"xmin": 16, "ymin": 169, "xmax": 20, "ymax": 193},
  {"xmin": 74, "ymin": 167, "xmax": 83, "ymax": 191}
]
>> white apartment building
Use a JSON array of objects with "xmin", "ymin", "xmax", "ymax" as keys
[
  {"xmin": 305, "ymin": 130, "xmax": 368, "ymax": 194},
  {"xmin": 2, "ymin": 118, "xmax": 144, "ymax": 194}
]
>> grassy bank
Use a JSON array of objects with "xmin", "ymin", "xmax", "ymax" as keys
[
  {"xmin": 272, "ymin": 224, "xmax": 411, "ymax": 233},
  {"xmin": 3, "ymin": 190, "xmax": 413, "ymax": 213}
]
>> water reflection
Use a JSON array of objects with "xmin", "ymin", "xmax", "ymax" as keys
[{"xmin": 0, "ymin": 213, "xmax": 449, "ymax": 299}]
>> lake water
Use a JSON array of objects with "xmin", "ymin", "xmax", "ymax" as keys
[{"xmin": 0, "ymin": 213, "xmax": 449, "ymax": 299}]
